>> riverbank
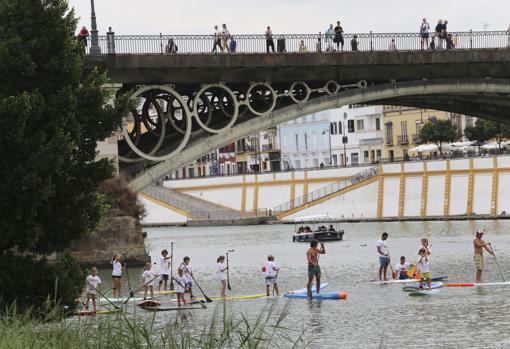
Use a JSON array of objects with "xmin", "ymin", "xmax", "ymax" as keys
[{"xmin": 141, "ymin": 214, "xmax": 510, "ymax": 227}]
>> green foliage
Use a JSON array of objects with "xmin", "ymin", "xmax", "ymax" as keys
[
  {"xmin": 0, "ymin": 0, "xmax": 129, "ymax": 311},
  {"xmin": 485, "ymin": 119, "xmax": 510, "ymax": 149},
  {"xmin": 0, "ymin": 302, "xmax": 307, "ymax": 348},
  {"xmin": 419, "ymin": 119, "xmax": 457, "ymax": 154},
  {"xmin": 0, "ymin": 252, "xmax": 85, "ymax": 315},
  {"xmin": 464, "ymin": 119, "xmax": 489, "ymax": 149}
]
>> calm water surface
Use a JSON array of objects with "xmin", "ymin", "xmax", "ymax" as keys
[{"xmin": 95, "ymin": 220, "xmax": 510, "ymax": 348}]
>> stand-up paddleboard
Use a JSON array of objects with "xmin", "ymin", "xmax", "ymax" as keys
[
  {"xmin": 446, "ymin": 281, "xmax": 510, "ymax": 287},
  {"xmin": 139, "ymin": 290, "xmax": 176, "ymax": 296},
  {"xmin": 168, "ymin": 299, "xmax": 205, "ymax": 305},
  {"xmin": 285, "ymin": 282, "xmax": 328, "ymax": 295},
  {"xmin": 409, "ymin": 289, "xmax": 440, "ymax": 297},
  {"xmin": 144, "ymin": 305, "xmax": 206, "ymax": 311},
  {"xmin": 283, "ymin": 291, "xmax": 347, "ymax": 300},
  {"xmin": 196, "ymin": 293, "xmax": 267, "ymax": 301},
  {"xmin": 137, "ymin": 300, "xmax": 161, "ymax": 308},
  {"xmin": 402, "ymin": 282, "xmax": 443, "ymax": 292},
  {"xmin": 370, "ymin": 276, "xmax": 447, "ymax": 284},
  {"xmin": 99, "ymin": 297, "xmax": 144, "ymax": 304},
  {"xmin": 73, "ymin": 308, "xmax": 122, "ymax": 316}
]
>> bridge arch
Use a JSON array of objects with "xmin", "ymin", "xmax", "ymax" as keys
[{"xmin": 128, "ymin": 78, "xmax": 510, "ymax": 191}]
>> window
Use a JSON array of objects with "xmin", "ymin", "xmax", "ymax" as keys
[
  {"xmin": 295, "ymin": 160, "xmax": 301, "ymax": 168},
  {"xmin": 376, "ymin": 118, "xmax": 381, "ymax": 131},
  {"xmin": 343, "ymin": 112, "xmax": 348, "ymax": 120},
  {"xmin": 332, "ymin": 154, "xmax": 338, "ymax": 166},
  {"xmin": 401, "ymin": 121, "xmax": 408, "ymax": 142},
  {"xmin": 338, "ymin": 121, "xmax": 343, "ymax": 134},
  {"xmin": 416, "ymin": 121, "xmax": 423, "ymax": 134},
  {"xmin": 466, "ymin": 116, "xmax": 474, "ymax": 128},
  {"xmin": 283, "ymin": 134, "xmax": 288, "ymax": 150},
  {"xmin": 351, "ymin": 153, "xmax": 359, "ymax": 165},
  {"xmin": 348, "ymin": 120, "xmax": 355, "ymax": 133},
  {"xmin": 376, "ymin": 149, "xmax": 382, "ymax": 159},
  {"xmin": 356, "ymin": 119, "xmax": 365, "ymax": 131},
  {"xmin": 364, "ymin": 151, "xmax": 369, "ymax": 163},
  {"xmin": 330, "ymin": 122, "xmax": 335, "ymax": 135},
  {"xmin": 304, "ymin": 133, "xmax": 308, "ymax": 150},
  {"xmin": 295, "ymin": 134, "xmax": 299, "ymax": 151},
  {"xmin": 385, "ymin": 122, "xmax": 393, "ymax": 143}
]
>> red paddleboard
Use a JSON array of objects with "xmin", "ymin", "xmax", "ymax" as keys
[
  {"xmin": 73, "ymin": 309, "xmax": 96, "ymax": 316},
  {"xmin": 137, "ymin": 300, "xmax": 161, "ymax": 308}
]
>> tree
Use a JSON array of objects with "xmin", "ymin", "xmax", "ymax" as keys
[
  {"xmin": 464, "ymin": 119, "xmax": 490, "ymax": 153},
  {"xmin": 419, "ymin": 119, "xmax": 457, "ymax": 155},
  {"xmin": 485, "ymin": 120, "xmax": 510, "ymax": 152},
  {"xmin": 0, "ymin": 0, "xmax": 128, "ymax": 311}
]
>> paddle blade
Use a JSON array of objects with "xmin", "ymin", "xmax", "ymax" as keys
[
  {"xmin": 392, "ymin": 271, "xmax": 397, "ymax": 280},
  {"xmin": 227, "ymin": 281, "xmax": 232, "ymax": 291},
  {"xmin": 204, "ymin": 295, "xmax": 213, "ymax": 303},
  {"xmin": 169, "ymin": 280, "xmax": 175, "ymax": 291}
]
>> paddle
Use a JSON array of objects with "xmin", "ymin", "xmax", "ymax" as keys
[
  {"xmin": 123, "ymin": 275, "xmax": 160, "ymax": 304},
  {"xmin": 226, "ymin": 250, "xmax": 234, "ymax": 291},
  {"xmin": 122, "ymin": 252, "xmax": 133, "ymax": 297},
  {"xmin": 87, "ymin": 283, "xmax": 120, "ymax": 310},
  {"xmin": 169, "ymin": 242, "xmax": 175, "ymax": 291},
  {"xmin": 180, "ymin": 262, "xmax": 212, "ymax": 304},
  {"xmin": 490, "ymin": 244, "xmax": 506, "ymax": 282},
  {"xmin": 273, "ymin": 270, "xmax": 279, "ymax": 296}
]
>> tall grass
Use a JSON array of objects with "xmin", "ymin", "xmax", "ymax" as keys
[{"xmin": 0, "ymin": 301, "xmax": 309, "ymax": 348}]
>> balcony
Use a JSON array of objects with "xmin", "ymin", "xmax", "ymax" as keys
[
  {"xmin": 412, "ymin": 134, "xmax": 421, "ymax": 144},
  {"xmin": 386, "ymin": 136, "xmax": 393, "ymax": 145},
  {"xmin": 397, "ymin": 135, "xmax": 409, "ymax": 145}
]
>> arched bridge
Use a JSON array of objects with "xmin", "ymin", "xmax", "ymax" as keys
[{"xmin": 83, "ymin": 31, "xmax": 510, "ymax": 191}]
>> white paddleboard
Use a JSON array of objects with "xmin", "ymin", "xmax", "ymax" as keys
[{"xmin": 409, "ymin": 289, "xmax": 440, "ymax": 297}]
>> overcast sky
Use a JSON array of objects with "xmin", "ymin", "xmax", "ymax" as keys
[{"xmin": 69, "ymin": 0, "xmax": 509, "ymax": 35}]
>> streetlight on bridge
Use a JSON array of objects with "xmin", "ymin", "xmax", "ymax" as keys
[{"xmin": 89, "ymin": 0, "xmax": 101, "ymax": 54}]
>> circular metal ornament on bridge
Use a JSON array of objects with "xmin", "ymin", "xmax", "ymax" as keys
[
  {"xmin": 192, "ymin": 84, "xmax": 239, "ymax": 134},
  {"xmin": 357, "ymin": 80, "xmax": 368, "ymax": 89},
  {"xmin": 246, "ymin": 82, "xmax": 277, "ymax": 116},
  {"xmin": 289, "ymin": 81, "xmax": 311, "ymax": 104},
  {"xmin": 324, "ymin": 80, "xmax": 340, "ymax": 95},
  {"xmin": 120, "ymin": 85, "xmax": 192, "ymax": 162}
]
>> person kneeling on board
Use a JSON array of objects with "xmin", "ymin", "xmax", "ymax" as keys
[
  {"xmin": 395, "ymin": 256, "xmax": 410, "ymax": 280},
  {"xmin": 416, "ymin": 248, "xmax": 431, "ymax": 290},
  {"xmin": 306, "ymin": 240, "xmax": 326, "ymax": 299},
  {"xmin": 264, "ymin": 255, "xmax": 280, "ymax": 296}
]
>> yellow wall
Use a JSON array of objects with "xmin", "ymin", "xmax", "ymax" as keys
[{"xmin": 382, "ymin": 106, "xmax": 451, "ymax": 159}]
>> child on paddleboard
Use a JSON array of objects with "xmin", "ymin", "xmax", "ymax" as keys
[
  {"xmin": 158, "ymin": 249, "xmax": 171, "ymax": 291},
  {"xmin": 142, "ymin": 261, "xmax": 158, "ymax": 300},
  {"xmin": 416, "ymin": 248, "xmax": 431, "ymax": 290},
  {"xmin": 217, "ymin": 255, "xmax": 228, "ymax": 297},
  {"xmin": 111, "ymin": 254, "xmax": 123, "ymax": 298},
  {"xmin": 179, "ymin": 256, "xmax": 194, "ymax": 301},
  {"xmin": 85, "ymin": 266, "xmax": 102, "ymax": 312},
  {"xmin": 175, "ymin": 268, "xmax": 188, "ymax": 306},
  {"xmin": 264, "ymin": 255, "xmax": 280, "ymax": 296}
]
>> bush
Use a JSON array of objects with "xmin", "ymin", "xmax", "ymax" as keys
[
  {"xmin": 0, "ymin": 252, "xmax": 85, "ymax": 316},
  {"xmin": 100, "ymin": 176, "xmax": 146, "ymax": 218}
]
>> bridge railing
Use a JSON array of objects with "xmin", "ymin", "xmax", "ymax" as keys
[
  {"xmin": 87, "ymin": 30, "xmax": 510, "ymax": 55},
  {"xmin": 273, "ymin": 165, "xmax": 379, "ymax": 215}
]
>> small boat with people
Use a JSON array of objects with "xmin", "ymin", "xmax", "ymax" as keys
[{"xmin": 293, "ymin": 224, "xmax": 344, "ymax": 242}]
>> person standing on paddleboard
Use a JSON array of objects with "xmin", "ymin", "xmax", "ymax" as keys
[
  {"xmin": 264, "ymin": 255, "xmax": 280, "ymax": 296},
  {"xmin": 142, "ymin": 261, "xmax": 158, "ymax": 300},
  {"xmin": 376, "ymin": 232, "xmax": 390, "ymax": 281},
  {"xmin": 416, "ymin": 248, "xmax": 431, "ymax": 290},
  {"xmin": 111, "ymin": 254, "xmax": 123, "ymax": 298},
  {"xmin": 217, "ymin": 255, "xmax": 228, "ymax": 297},
  {"xmin": 175, "ymin": 268, "xmax": 188, "ymax": 307},
  {"xmin": 85, "ymin": 267, "xmax": 101, "ymax": 312},
  {"xmin": 158, "ymin": 249, "xmax": 171, "ymax": 291},
  {"xmin": 306, "ymin": 240, "xmax": 326, "ymax": 299},
  {"xmin": 474, "ymin": 230, "xmax": 495, "ymax": 283},
  {"xmin": 179, "ymin": 256, "xmax": 194, "ymax": 301}
]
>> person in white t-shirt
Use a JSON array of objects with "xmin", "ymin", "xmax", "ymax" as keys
[
  {"xmin": 175, "ymin": 268, "xmax": 188, "ymax": 307},
  {"xmin": 416, "ymin": 248, "xmax": 431, "ymax": 290},
  {"xmin": 221, "ymin": 23, "xmax": 230, "ymax": 52},
  {"xmin": 158, "ymin": 249, "xmax": 171, "ymax": 291},
  {"xmin": 376, "ymin": 232, "xmax": 390, "ymax": 281},
  {"xmin": 217, "ymin": 255, "xmax": 228, "ymax": 297},
  {"xmin": 179, "ymin": 256, "xmax": 194, "ymax": 301},
  {"xmin": 264, "ymin": 255, "xmax": 280, "ymax": 296},
  {"xmin": 111, "ymin": 254, "xmax": 123, "ymax": 298},
  {"xmin": 85, "ymin": 267, "xmax": 101, "ymax": 312},
  {"xmin": 395, "ymin": 256, "xmax": 410, "ymax": 280},
  {"xmin": 142, "ymin": 262, "xmax": 158, "ymax": 300}
]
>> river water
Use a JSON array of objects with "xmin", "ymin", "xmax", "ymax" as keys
[{"xmin": 95, "ymin": 220, "xmax": 510, "ymax": 348}]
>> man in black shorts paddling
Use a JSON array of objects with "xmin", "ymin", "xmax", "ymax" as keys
[{"xmin": 306, "ymin": 239, "xmax": 326, "ymax": 299}]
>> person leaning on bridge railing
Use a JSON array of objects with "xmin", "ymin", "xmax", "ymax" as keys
[
  {"xmin": 212, "ymin": 25, "xmax": 222, "ymax": 52},
  {"xmin": 334, "ymin": 20, "xmax": 344, "ymax": 51},
  {"xmin": 221, "ymin": 24, "xmax": 230, "ymax": 52},
  {"xmin": 165, "ymin": 38, "xmax": 177, "ymax": 54},
  {"xmin": 350, "ymin": 34, "xmax": 359, "ymax": 51},
  {"xmin": 265, "ymin": 26, "xmax": 275, "ymax": 53}
]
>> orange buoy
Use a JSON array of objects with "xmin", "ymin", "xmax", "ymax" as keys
[{"xmin": 339, "ymin": 292, "xmax": 347, "ymax": 300}]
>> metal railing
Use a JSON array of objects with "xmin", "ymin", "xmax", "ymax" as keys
[
  {"xmin": 143, "ymin": 185, "xmax": 270, "ymax": 220},
  {"xmin": 397, "ymin": 135, "xmax": 410, "ymax": 145},
  {"xmin": 273, "ymin": 166, "xmax": 379, "ymax": 214},
  {"xmin": 87, "ymin": 30, "xmax": 510, "ymax": 55}
]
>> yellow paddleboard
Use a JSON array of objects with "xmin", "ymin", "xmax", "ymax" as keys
[
  {"xmin": 197, "ymin": 293, "xmax": 268, "ymax": 301},
  {"xmin": 139, "ymin": 290, "xmax": 176, "ymax": 296}
]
